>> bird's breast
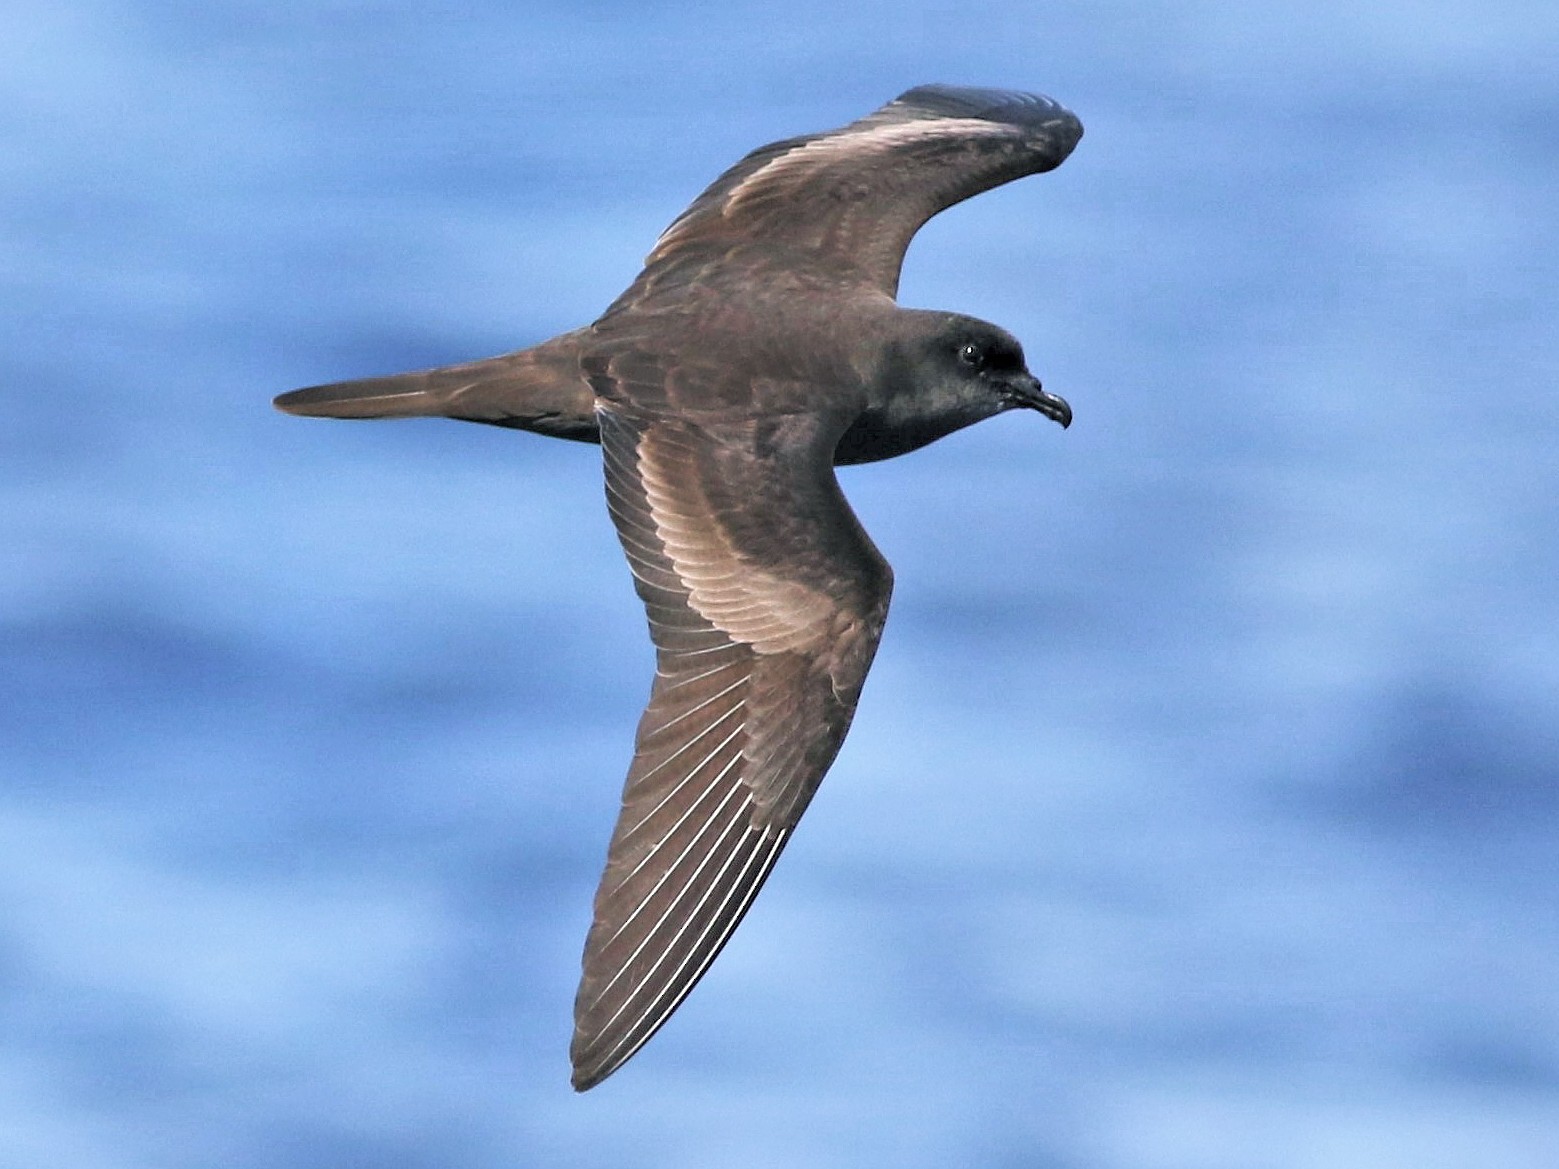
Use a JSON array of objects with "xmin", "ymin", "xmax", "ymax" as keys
[{"xmin": 832, "ymin": 406, "xmax": 961, "ymax": 465}]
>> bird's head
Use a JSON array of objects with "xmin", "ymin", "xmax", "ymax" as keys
[
  {"xmin": 929, "ymin": 315, "xmax": 1072, "ymax": 429},
  {"xmin": 838, "ymin": 310, "xmax": 1072, "ymax": 465}
]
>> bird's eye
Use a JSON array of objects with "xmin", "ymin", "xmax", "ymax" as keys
[{"xmin": 958, "ymin": 342, "xmax": 983, "ymax": 368}]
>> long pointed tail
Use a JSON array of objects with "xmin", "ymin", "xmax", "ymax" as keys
[{"xmin": 273, "ymin": 328, "xmax": 601, "ymax": 443}]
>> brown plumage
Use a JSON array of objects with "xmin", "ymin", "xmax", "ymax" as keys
[{"xmin": 274, "ymin": 84, "xmax": 1083, "ymax": 1090}]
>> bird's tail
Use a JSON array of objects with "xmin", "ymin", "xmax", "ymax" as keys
[{"xmin": 272, "ymin": 328, "xmax": 601, "ymax": 443}]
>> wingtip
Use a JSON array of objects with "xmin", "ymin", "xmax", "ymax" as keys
[
  {"xmin": 569, "ymin": 1030, "xmax": 636, "ymax": 1092},
  {"xmin": 895, "ymin": 82, "xmax": 1073, "ymax": 117},
  {"xmin": 569, "ymin": 1030, "xmax": 610, "ymax": 1092},
  {"xmin": 892, "ymin": 83, "xmax": 1083, "ymax": 160}
]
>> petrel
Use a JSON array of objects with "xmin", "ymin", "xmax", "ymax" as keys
[{"xmin": 275, "ymin": 84, "xmax": 1083, "ymax": 1090}]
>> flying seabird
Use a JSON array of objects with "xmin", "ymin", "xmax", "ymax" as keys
[{"xmin": 275, "ymin": 84, "xmax": 1084, "ymax": 1090}]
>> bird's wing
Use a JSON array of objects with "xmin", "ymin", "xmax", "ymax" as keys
[
  {"xmin": 571, "ymin": 399, "xmax": 893, "ymax": 1090},
  {"xmin": 640, "ymin": 84, "xmax": 1082, "ymax": 298}
]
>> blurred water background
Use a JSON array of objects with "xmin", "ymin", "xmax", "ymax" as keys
[{"xmin": 3, "ymin": 2, "xmax": 1557, "ymax": 1166}]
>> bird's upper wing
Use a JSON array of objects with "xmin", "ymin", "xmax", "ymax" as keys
[
  {"xmin": 571, "ymin": 394, "xmax": 892, "ymax": 1090},
  {"xmin": 640, "ymin": 84, "xmax": 1083, "ymax": 298}
]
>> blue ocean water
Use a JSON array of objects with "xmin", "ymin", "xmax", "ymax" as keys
[{"xmin": 4, "ymin": 2, "xmax": 1557, "ymax": 1166}]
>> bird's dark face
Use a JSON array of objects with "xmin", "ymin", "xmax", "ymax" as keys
[
  {"xmin": 938, "ymin": 319, "xmax": 1072, "ymax": 429},
  {"xmin": 838, "ymin": 312, "xmax": 1072, "ymax": 465}
]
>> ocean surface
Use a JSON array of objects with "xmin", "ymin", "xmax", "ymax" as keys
[{"xmin": 4, "ymin": 2, "xmax": 1557, "ymax": 1166}]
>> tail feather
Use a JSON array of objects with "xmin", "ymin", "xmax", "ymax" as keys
[
  {"xmin": 273, "ymin": 371, "xmax": 454, "ymax": 418},
  {"xmin": 273, "ymin": 328, "xmax": 601, "ymax": 443}
]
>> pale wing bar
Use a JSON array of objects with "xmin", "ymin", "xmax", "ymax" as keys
[
  {"xmin": 644, "ymin": 84, "xmax": 1083, "ymax": 295},
  {"xmin": 572, "ymin": 407, "xmax": 890, "ymax": 1090}
]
